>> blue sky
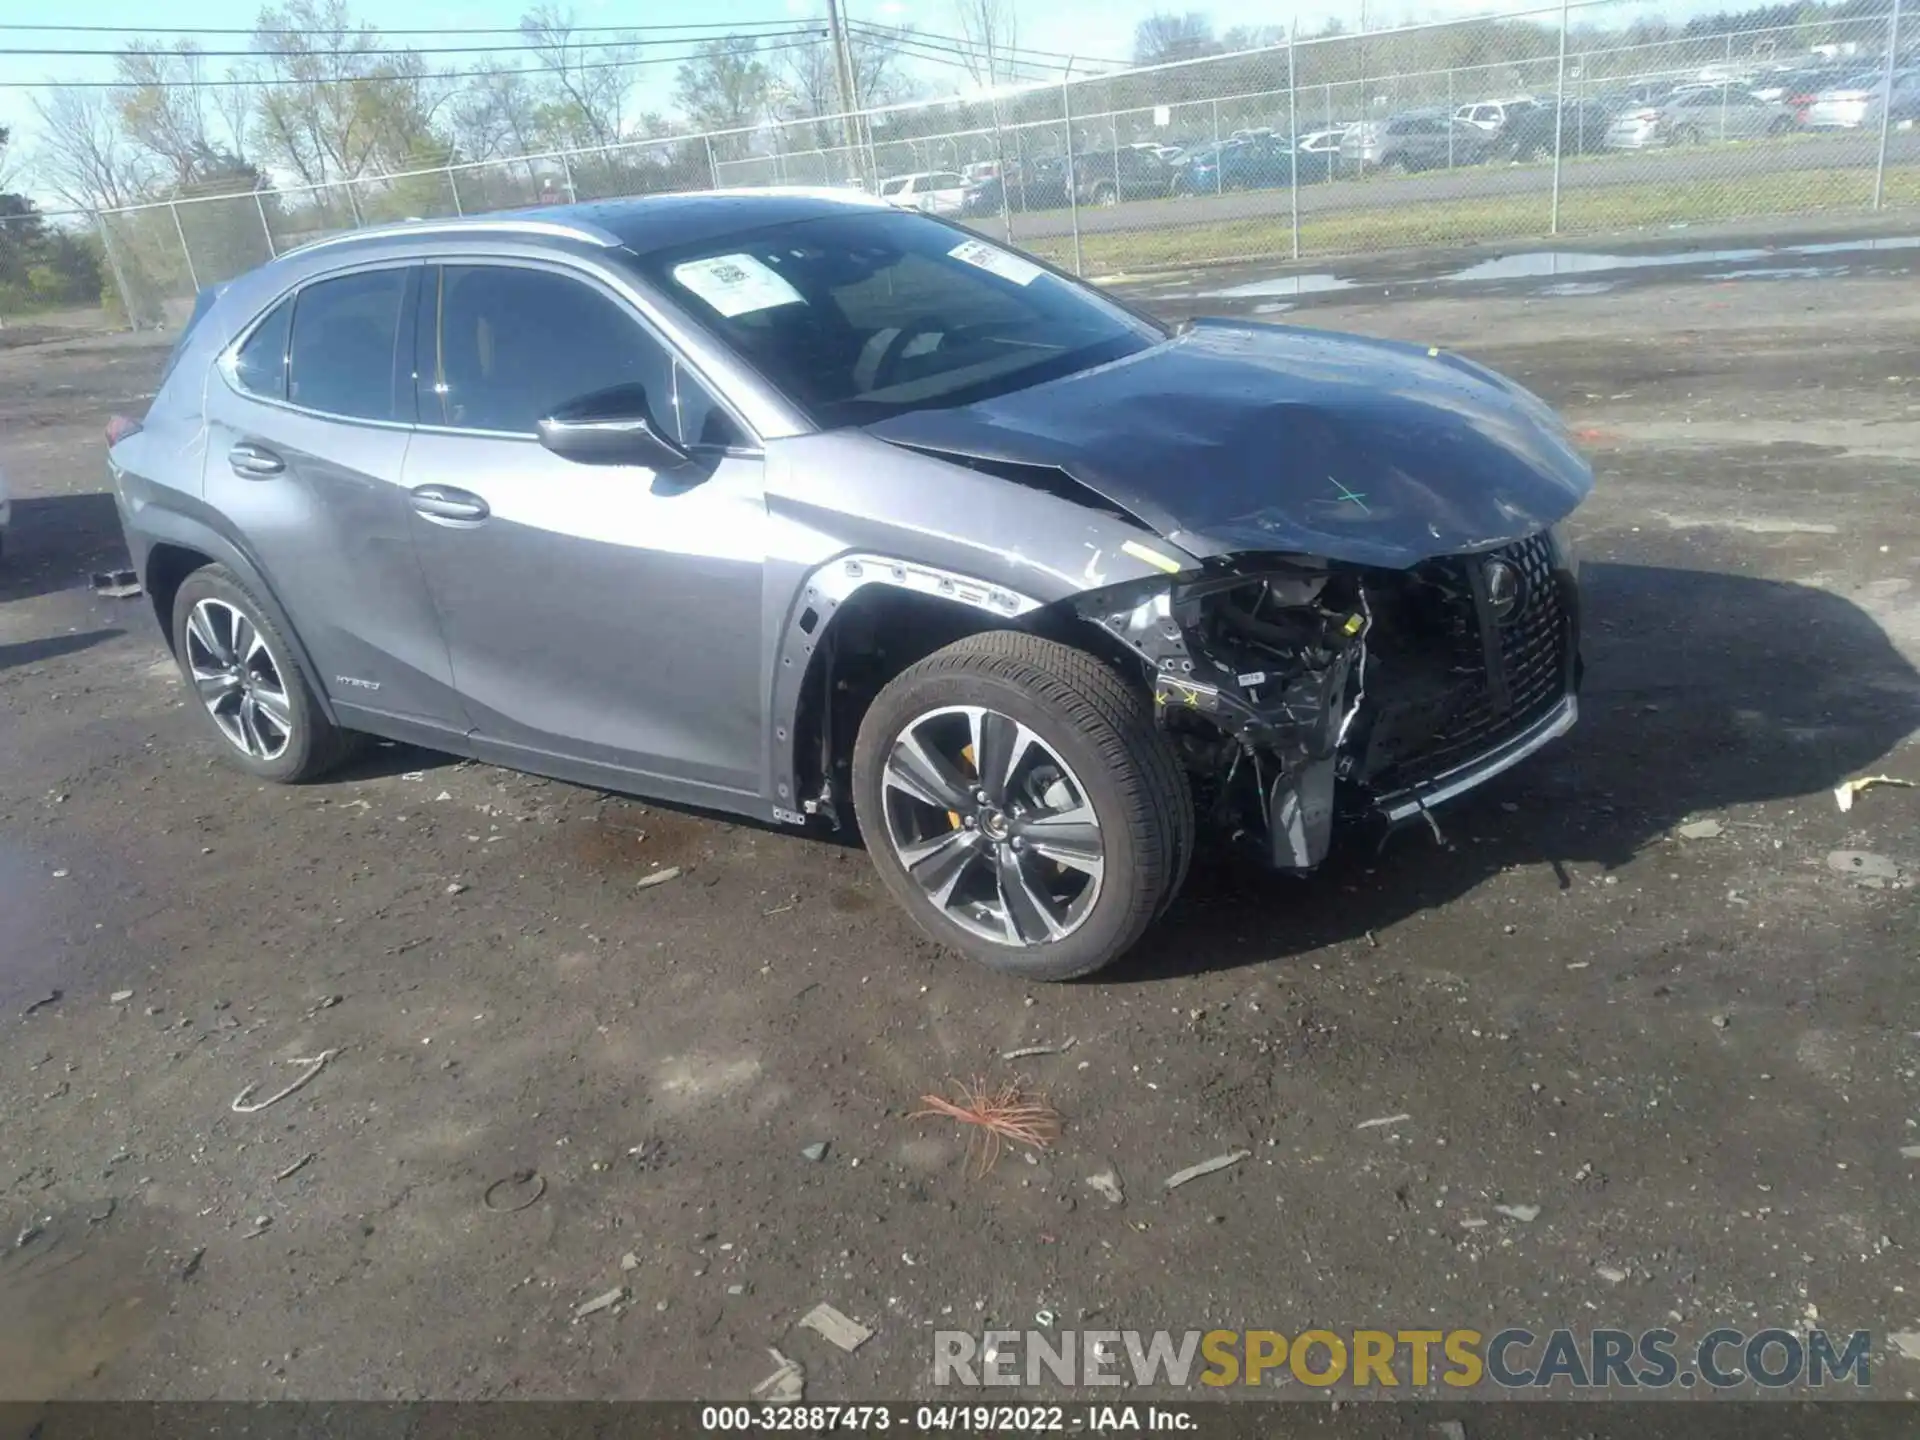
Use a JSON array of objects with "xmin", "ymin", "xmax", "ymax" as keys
[{"xmin": 3, "ymin": 0, "xmax": 1699, "ymax": 205}]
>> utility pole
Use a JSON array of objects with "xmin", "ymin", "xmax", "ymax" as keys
[{"xmin": 824, "ymin": 0, "xmax": 863, "ymax": 181}]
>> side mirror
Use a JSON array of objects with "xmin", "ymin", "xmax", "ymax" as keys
[{"xmin": 536, "ymin": 383, "xmax": 688, "ymax": 469}]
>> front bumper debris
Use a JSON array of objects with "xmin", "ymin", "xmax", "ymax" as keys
[{"xmin": 1373, "ymin": 694, "xmax": 1578, "ymax": 825}]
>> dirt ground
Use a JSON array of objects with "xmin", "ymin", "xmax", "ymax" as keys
[{"xmin": 1, "ymin": 236, "xmax": 1917, "ymax": 1411}]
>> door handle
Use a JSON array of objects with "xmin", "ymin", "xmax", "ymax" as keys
[
  {"xmin": 409, "ymin": 485, "xmax": 490, "ymax": 523},
  {"xmin": 229, "ymin": 442, "xmax": 284, "ymax": 478}
]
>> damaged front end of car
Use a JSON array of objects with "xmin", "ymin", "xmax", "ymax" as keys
[{"xmin": 1077, "ymin": 525, "xmax": 1581, "ymax": 871}]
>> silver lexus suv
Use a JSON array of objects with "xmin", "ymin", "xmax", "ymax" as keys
[{"xmin": 109, "ymin": 190, "xmax": 1587, "ymax": 980}]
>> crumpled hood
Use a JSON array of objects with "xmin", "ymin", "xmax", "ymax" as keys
[{"xmin": 865, "ymin": 317, "xmax": 1594, "ymax": 568}]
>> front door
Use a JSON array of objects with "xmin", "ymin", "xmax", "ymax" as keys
[
  {"xmin": 201, "ymin": 263, "xmax": 468, "ymax": 736},
  {"xmin": 400, "ymin": 261, "xmax": 769, "ymax": 806}
]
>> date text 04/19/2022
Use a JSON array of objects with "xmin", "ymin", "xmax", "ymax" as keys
[{"xmin": 697, "ymin": 1405, "xmax": 1197, "ymax": 1431}]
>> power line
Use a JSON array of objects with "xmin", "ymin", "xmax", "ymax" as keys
[
  {"xmin": 850, "ymin": 22, "xmax": 1129, "ymax": 69},
  {"xmin": 1, "ymin": 30, "xmax": 821, "ymax": 60},
  {"xmin": 0, "ymin": 18, "xmax": 803, "ymax": 38},
  {"xmin": 0, "ymin": 33, "xmax": 829, "ymax": 90}
]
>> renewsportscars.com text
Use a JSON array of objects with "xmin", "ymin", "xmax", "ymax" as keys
[{"xmin": 933, "ymin": 1327, "xmax": 1874, "ymax": 1391}]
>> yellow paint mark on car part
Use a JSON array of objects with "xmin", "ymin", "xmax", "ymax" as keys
[
  {"xmin": 1121, "ymin": 540, "xmax": 1183, "ymax": 575},
  {"xmin": 1342, "ymin": 613, "xmax": 1366, "ymax": 635},
  {"xmin": 1428, "ymin": 346, "xmax": 1441, "ymax": 357}
]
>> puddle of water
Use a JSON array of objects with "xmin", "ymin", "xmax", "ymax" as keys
[
  {"xmin": 1439, "ymin": 235, "xmax": 1920, "ymax": 285},
  {"xmin": 1207, "ymin": 272, "xmax": 1354, "ymax": 298},
  {"xmin": 0, "ymin": 1205, "xmax": 173, "ymax": 1398},
  {"xmin": 1538, "ymin": 280, "xmax": 1619, "ymax": 296},
  {"xmin": 1703, "ymin": 265, "xmax": 1849, "ymax": 282}
]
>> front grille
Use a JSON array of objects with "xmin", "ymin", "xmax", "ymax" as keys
[{"xmin": 1359, "ymin": 532, "xmax": 1572, "ymax": 791}]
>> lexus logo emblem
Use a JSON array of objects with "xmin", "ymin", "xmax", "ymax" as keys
[{"xmin": 1482, "ymin": 559, "xmax": 1523, "ymax": 622}]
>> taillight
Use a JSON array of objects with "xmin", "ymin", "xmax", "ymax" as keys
[
  {"xmin": 1628, "ymin": 108, "xmax": 1660, "ymax": 122},
  {"xmin": 105, "ymin": 415, "xmax": 142, "ymax": 447}
]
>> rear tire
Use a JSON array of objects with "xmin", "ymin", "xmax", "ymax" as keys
[
  {"xmin": 852, "ymin": 632, "xmax": 1192, "ymax": 981},
  {"xmin": 170, "ymin": 564, "xmax": 360, "ymax": 784}
]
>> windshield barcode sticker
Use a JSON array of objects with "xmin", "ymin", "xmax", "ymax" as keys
[
  {"xmin": 670, "ymin": 253, "xmax": 804, "ymax": 317},
  {"xmin": 948, "ymin": 239, "xmax": 1044, "ymax": 287}
]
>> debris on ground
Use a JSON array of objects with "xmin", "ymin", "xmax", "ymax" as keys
[
  {"xmin": 90, "ymin": 568, "xmax": 142, "ymax": 599},
  {"xmin": 109, "ymin": 989, "xmax": 133, "ymax": 1003},
  {"xmin": 445, "ymin": 882, "xmax": 468, "ymax": 896},
  {"xmin": 751, "ymin": 1348, "xmax": 805, "ymax": 1404},
  {"xmin": 231, "ymin": 1048, "xmax": 340, "ymax": 1114},
  {"xmin": 483, "ymin": 1170, "xmax": 547, "ymax": 1213},
  {"xmin": 799, "ymin": 1302, "xmax": 873, "ymax": 1353},
  {"xmin": 800, "ymin": 1142, "xmax": 829, "ymax": 1162},
  {"xmin": 1595, "ymin": 1265, "xmax": 1628, "ymax": 1284},
  {"xmin": 275, "ymin": 1152, "xmax": 315, "ymax": 1181},
  {"xmin": 573, "ymin": 1286, "xmax": 627, "ymax": 1320},
  {"xmin": 1431, "ymin": 1422, "xmax": 1468, "ymax": 1440},
  {"xmin": 181, "ymin": 1247, "xmax": 206, "ymax": 1280},
  {"xmin": 1000, "ymin": 1037, "xmax": 1076, "ymax": 1060},
  {"xmin": 1890, "ymin": 1332, "xmax": 1920, "ymax": 1362},
  {"xmin": 21, "ymin": 990, "xmax": 61, "ymax": 1017},
  {"xmin": 1676, "ymin": 818, "xmax": 1724, "ymax": 839},
  {"xmin": 1494, "ymin": 1203, "xmax": 1541, "ymax": 1222},
  {"xmin": 635, "ymin": 866, "xmax": 682, "ymax": 890},
  {"xmin": 1834, "ymin": 775, "xmax": 1913, "ymax": 812},
  {"xmin": 912, "ymin": 1077, "xmax": 1061, "ymax": 1178},
  {"xmin": 1164, "ymin": 1150, "xmax": 1252, "ymax": 1191},
  {"xmin": 1356, "ymin": 1113, "xmax": 1411, "ymax": 1130},
  {"xmin": 1086, "ymin": 1165, "xmax": 1125, "ymax": 1206},
  {"xmin": 1826, "ymin": 850, "xmax": 1908, "ymax": 888},
  {"xmin": 1899, "ymin": 1145, "xmax": 1920, "ymax": 1160},
  {"xmin": 243, "ymin": 1215, "xmax": 272, "ymax": 1238}
]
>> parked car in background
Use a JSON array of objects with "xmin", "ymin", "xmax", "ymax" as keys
[
  {"xmin": 1502, "ymin": 98, "xmax": 1617, "ymax": 160},
  {"xmin": 108, "ymin": 191, "xmax": 1589, "ymax": 981},
  {"xmin": 1066, "ymin": 145, "xmax": 1177, "ymax": 205},
  {"xmin": 1605, "ymin": 85, "xmax": 1793, "ymax": 147},
  {"xmin": 961, "ymin": 158, "xmax": 1069, "ymax": 216},
  {"xmin": 1172, "ymin": 132, "xmax": 1336, "ymax": 194},
  {"xmin": 1802, "ymin": 68, "xmax": 1920, "ymax": 129},
  {"xmin": 1341, "ymin": 111, "xmax": 1499, "ymax": 171},
  {"xmin": 1750, "ymin": 65, "xmax": 1851, "ymax": 104},
  {"xmin": 1454, "ymin": 97, "xmax": 1539, "ymax": 133},
  {"xmin": 879, "ymin": 172, "xmax": 968, "ymax": 216}
]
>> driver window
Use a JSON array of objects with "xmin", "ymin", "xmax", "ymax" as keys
[{"xmin": 420, "ymin": 264, "xmax": 673, "ymax": 437}]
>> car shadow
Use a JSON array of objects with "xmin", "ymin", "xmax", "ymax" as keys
[
  {"xmin": 330, "ymin": 740, "xmax": 465, "ymax": 784},
  {"xmin": 0, "ymin": 493, "xmax": 130, "ymax": 603},
  {"xmin": 1109, "ymin": 561, "xmax": 1920, "ymax": 983},
  {"xmin": 0, "ymin": 628, "xmax": 125, "ymax": 673}
]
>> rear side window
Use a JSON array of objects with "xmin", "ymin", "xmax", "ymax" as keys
[
  {"xmin": 286, "ymin": 268, "xmax": 410, "ymax": 422},
  {"xmin": 232, "ymin": 295, "xmax": 294, "ymax": 400}
]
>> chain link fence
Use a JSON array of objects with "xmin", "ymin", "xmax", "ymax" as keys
[{"xmin": 7, "ymin": 0, "xmax": 1914, "ymax": 328}]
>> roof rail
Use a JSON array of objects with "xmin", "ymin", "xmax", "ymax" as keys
[{"xmin": 283, "ymin": 214, "xmax": 622, "ymax": 259}]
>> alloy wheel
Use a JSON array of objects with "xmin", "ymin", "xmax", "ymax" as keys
[
  {"xmin": 880, "ymin": 704, "xmax": 1104, "ymax": 947},
  {"xmin": 184, "ymin": 597, "xmax": 295, "ymax": 761}
]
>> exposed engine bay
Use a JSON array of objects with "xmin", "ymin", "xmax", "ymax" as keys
[{"xmin": 1078, "ymin": 529, "xmax": 1577, "ymax": 871}]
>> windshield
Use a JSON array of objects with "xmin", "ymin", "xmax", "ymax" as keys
[{"xmin": 636, "ymin": 208, "xmax": 1161, "ymax": 428}]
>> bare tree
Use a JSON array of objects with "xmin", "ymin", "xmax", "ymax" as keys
[
  {"xmin": 252, "ymin": 0, "xmax": 452, "ymax": 186},
  {"xmin": 1133, "ymin": 12, "xmax": 1220, "ymax": 66},
  {"xmin": 951, "ymin": 0, "xmax": 1019, "ymax": 87},
  {"xmin": 452, "ymin": 65, "xmax": 545, "ymax": 161},
  {"xmin": 114, "ymin": 42, "xmax": 218, "ymax": 186},
  {"xmin": 211, "ymin": 66, "xmax": 257, "ymax": 162},
  {"xmin": 30, "ymin": 87, "xmax": 154, "ymax": 209},
  {"xmin": 518, "ymin": 4, "xmax": 642, "ymax": 150},
  {"xmin": 673, "ymin": 36, "xmax": 771, "ymax": 143}
]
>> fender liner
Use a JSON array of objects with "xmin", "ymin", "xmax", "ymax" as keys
[
  {"xmin": 764, "ymin": 553, "xmax": 1042, "ymax": 825},
  {"xmin": 134, "ymin": 507, "xmax": 343, "ymax": 728}
]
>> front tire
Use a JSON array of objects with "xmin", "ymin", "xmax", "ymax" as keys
[
  {"xmin": 852, "ymin": 632, "xmax": 1192, "ymax": 981},
  {"xmin": 170, "ymin": 564, "xmax": 358, "ymax": 783}
]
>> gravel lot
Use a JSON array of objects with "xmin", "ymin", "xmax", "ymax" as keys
[{"xmin": 1, "ymin": 235, "xmax": 1917, "ymax": 1412}]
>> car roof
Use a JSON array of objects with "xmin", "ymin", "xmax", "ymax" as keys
[{"xmin": 286, "ymin": 188, "xmax": 892, "ymax": 264}]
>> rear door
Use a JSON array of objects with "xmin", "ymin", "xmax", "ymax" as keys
[{"xmin": 201, "ymin": 263, "xmax": 466, "ymax": 736}]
